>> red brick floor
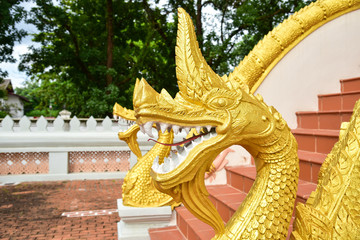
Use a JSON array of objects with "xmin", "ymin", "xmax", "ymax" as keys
[{"xmin": 0, "ymin": 179, "xmax": 123, "ymax": 240}]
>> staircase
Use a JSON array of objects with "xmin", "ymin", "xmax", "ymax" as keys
[{"xmin": 148, "ymin": 77, "xmax": 360, "ymax": 240}]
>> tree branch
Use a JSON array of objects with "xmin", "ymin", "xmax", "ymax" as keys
[
  {"xmin": 142, "ymin": 0, "xmax": 169, "ymax": 43},
  {"xmin": 63, "ymin": 24, "xmax": 95, "ymax": 83}
]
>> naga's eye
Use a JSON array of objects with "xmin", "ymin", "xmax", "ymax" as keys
[
  {"xmin": 209, "ymin": 97, "xmax": 231, "ymax": 109},
  {"xmin": 203, "ymin": 88, "xmax": 241, "ymax": 110}
]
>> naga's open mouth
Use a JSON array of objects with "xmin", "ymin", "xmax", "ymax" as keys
[{"xmin": 137, "ymin": 121, "xmax": 218, "ymax": 174}]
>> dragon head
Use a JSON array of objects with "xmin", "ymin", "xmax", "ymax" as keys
[{"xmin": 133, "ymin": 8, "xmax": 287, "ymax": 233}]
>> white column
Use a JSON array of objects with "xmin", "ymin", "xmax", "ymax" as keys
[
  {"xmin": 49, "ymin": 152, "xmax": 69, "ymax": 174},
  {"xmin": 117, "ymin": 199, "xmax": 175, "ymax": 240}
]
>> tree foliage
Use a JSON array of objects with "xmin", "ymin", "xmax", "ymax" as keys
[
  {"xmin": 0, "ymin": 0, "xmax": 27, "ymax": 79},
  {"xmin": 18, "ymin": 0, "xmax": 315, "ymax": 117},
  {"xmin": 19, "ymin": 0, "xmax": 177, "ymax": 117}
]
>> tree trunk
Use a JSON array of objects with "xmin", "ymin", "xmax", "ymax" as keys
[
  {"xmin": 196, "ymin": 0, "xmax": 203, "ymax": 49},
  {"xmin": 106, "ymin": 0, "xmax": 114, "ymax": 85}
]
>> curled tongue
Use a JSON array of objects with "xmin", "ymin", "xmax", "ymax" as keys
[{"xmin": 148, "ymin": 132, "xmax": 207, "ymax": 146}]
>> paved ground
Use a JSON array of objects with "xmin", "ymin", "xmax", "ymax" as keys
[{"xmin": 0, "ymin": 179, "xmax": 123, "ymax": 240}]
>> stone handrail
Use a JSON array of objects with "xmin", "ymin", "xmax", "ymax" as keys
[
  {"xmin": 0, "ymin": 115, "xmax": 131, "ymax": 132},
  {"xmin": 0, "ymin": 115, "xmax": 187, "ymax": 184}
]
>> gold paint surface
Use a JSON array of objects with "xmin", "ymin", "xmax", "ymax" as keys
[
  {"xmin": 291, "ymin": 100, "xmax": 360, "ymax": 239},
  {"xmin": 133, "ymin": 8, "xmax": 298, "ymax": 239},
  {"xmin": 113, "ymin": 103, "xmax": 178, "ymax": 208},
  {"xmin": 121, "ymin": 0, "xmax": 360, "ymax": 238}
]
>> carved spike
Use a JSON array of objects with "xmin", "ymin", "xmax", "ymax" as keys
[
  {"xmin": 133, "ymin": 78, "xmax": 159, "ymax": 109},
  {"xmin": 175, "ymin": 8, "xmax": 227, "ymax": 100},
  {"xmin": 158, "ymin": 89, "xmax": 176, "ymax": 107},
  {"xmin": 113, "ymin": 102, "xmax": 136, "ymax": 121}
]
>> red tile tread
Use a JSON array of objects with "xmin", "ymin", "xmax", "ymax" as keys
[
  {"xmin": 298, "ymin": 150, "xmax": 327, "ymax": 165},
  {"xmin": 176, "ymin": 206, "xmax": 216, "ymax": 240},
  {"xmin": 292, "ymin": 128, "xmax": 339, "ymax": 154},
  {"xmin": 318, "ymin": 91, "xmax": 360, "ymax": 111},
  {"xmin": 340, "ymin": 77, "xmax": 360, "ymax": 93},
  {"xmin": 296, "ymin": 110, "xmax": 352, "ymax": 130},
  {"xmin": 149, "ymin": 226, "xmax": 186, "ymax": 240},
  {"xmin": 292, "ymin": 128, "xmax": 340, "ymax": 136}
]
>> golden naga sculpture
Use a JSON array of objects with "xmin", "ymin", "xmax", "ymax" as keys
[
  {"xmin": 113, "ymin": 102, "xmax": 228, "ymax": 207},
  {"xmin": 113, "ymin": 103, "xmax": 178, "ymax": 207},
  {"xmin": 130, "ymin": 0, "xmax": 360, "ymax": 238},
  {"xmin": 133, "ymin": 8, "xmax": 299, "ymax": 239},
  {"xmin": 291, "ymin": 100, "xmax": 360, "ymax": 239}
]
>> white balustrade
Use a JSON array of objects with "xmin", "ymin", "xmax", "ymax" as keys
[{"xmin": 0, "ymin": 115, "xmax": 181, "ymax": 184}]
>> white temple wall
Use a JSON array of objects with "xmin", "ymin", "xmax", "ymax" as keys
[{"xmin": 255, "ymin": 9, "xmax": 360, "ymax": 129}]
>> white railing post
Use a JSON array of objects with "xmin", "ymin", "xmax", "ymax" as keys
[
  {"xmin": 102, "ymin": 116, "xmax": 112, "ymax": 131},
  {"xmin": 70, "ymin": 116, "xmax": 80, "ymax": 131},
  {"xmin": 86, "ymin": 116, "xmax": 97, "ymax": 131},
  {"xmin": 36, "ymin": 116, "xmax": 48, "ymax": 131},
  {"xmin": 53, "ymin": 116, "xmax": 65, "ymax": 131},
  {"xmin": 19, "ymin": 116, "xmax": 31, "ymax": 132},
  {"xmin": 1, "ymin": 115, "xmax": 14, "ymax": 131}
]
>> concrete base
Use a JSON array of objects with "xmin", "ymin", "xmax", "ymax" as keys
[{"xmin": 117, "ymin": 199, "xmax": 176, "ymax": 240}]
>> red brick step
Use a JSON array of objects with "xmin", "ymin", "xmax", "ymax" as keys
[
  {"xmin": 340, "ymin": 77, "xmax": 360, "ymax": 93},
  {"xmin": 318, "ymin": 91, "xmax": 360, "ymax": 111},
  {"xmin": 149, "ymin": 226, "xmax": 186, "ymax": 240},
  {"xmin": 292, "ymin": 128, "xmax": 339, "ymax": 154},
  {"xmin": 296, "ymin": 110, "xmax": 352, "ymax": 130}
]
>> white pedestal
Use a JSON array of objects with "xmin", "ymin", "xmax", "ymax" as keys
[{"xmin": 117, "ymin": 199, "xmax": 176, "ymax": 240}]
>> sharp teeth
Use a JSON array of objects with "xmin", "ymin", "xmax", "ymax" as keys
[
  {"xmin": 162, "ymin": 158, "xmax": 170, "ymax": 173},
  {"xmin": 204, "ymin": 133, "xmax": 211, "ymax": 139},
  {"xmin": 170, "ymin": 154, "xmax": 178, "ymax": 169},
  {"xmin": 206, "ymin": 126, "xmax": 212, "ymax": 132},
  {"xmin": 139, "ymin": 124, "xmax": 145, "ymax": 134},
  {"xmin": 157, "ymin": 165, "xmax": 164, "ymax": 174},
  {"xmin": 184, "ymin": 127, "xmax": 191, "ymax": 134},
  {"xmin": 179, "ymin": 147, "xmax": 187, "ymax": 157},
  {"xmin": 210, "ymin": 132, "xmax": 217, "ymax": 138},
  {"xmin": 152, "ymin": 156, "xmax": 160, "ymax": 171},
  {"xmin": 160, "ymin": 123, "xmax": 170, "ymax": 133},
  {"xmin": 171, "ymin": 151, "xmax": 178, "ymax": 162},
  {"xmin": 195, "ymin": 126, "xmax": 201, "ymax": 134},
  {"xmin": 193, "ymin": 136, "xmax": 201, "ymax": 144},
  {"xmin": 176, "ymin": 145, "xmax": 183, "ymax": 154},
  {"xmin": 144, "ymin": 121, "xmax": 154, "ymax": 137},
  {"xmin": 172, "ymin": 125, "xmax": 180, "ymax": 134}
]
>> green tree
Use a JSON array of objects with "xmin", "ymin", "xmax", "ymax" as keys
[
  {"xmin": 19, "ymin": 0, "xmax": 315, "ymax": 117},
  {"xmin": 0, "ymin": 0, "xmax": 27, "ymax": 79},
  {"xmin": 20, "ymin": 0, "xmax": 177, "ymax": 117}
]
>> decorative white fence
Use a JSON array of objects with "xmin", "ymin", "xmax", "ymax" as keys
[{"xmin": 0, "ymin": 115, "xmax": 186, "ymax": 184}]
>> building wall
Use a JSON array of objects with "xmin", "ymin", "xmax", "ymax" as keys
[
  {"xmin": 6, "ymin": 95, "xmax": 25, "ymax": 118},
  {"xmin": 255, "ymin": 9, "xmax": 360, "ymax": 129}
]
